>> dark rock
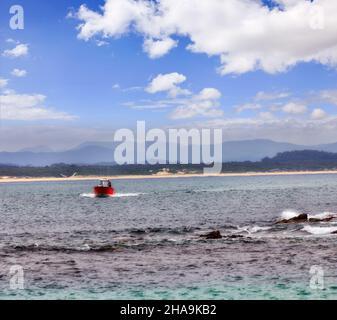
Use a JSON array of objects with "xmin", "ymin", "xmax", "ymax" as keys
[
  {"xmin": 308, "ymin": 216, "xmax": 334, "ymax": 223},
  {"xmin": 276, "ymin": 213, "xmax": 308, "ymax": 224},
  {"xmin": 200, "ymin": 230, "xmax": 222, "ymax": 239},
  {"xmin": 227, "ymin": 234, "xmax": 244, "ymax": 239}
]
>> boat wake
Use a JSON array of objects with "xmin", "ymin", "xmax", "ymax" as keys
[
  {"xmin": 80, "ymin": 193, "xmax": 96, "ymax": 198},
  {"xmin": 80, "ymin": 192, "xmax": 144, "ymax": 198},
  {"xmin": 114, "ymin": 193, "xmax": 145, "ymax": 198}
]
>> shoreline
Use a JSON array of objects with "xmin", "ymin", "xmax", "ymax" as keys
[{"xmin": 1, "ymin": 170, "xmax": 337, "ymax": 183}]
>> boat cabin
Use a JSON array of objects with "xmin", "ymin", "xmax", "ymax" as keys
[{"xmin": 98, "ymin": 179, "xmax": 112, "ymax": 188}]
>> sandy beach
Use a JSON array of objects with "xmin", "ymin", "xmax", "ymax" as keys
[{"xmin": 1, "ymin": 170, "xmax": 337, "ymax": 183}]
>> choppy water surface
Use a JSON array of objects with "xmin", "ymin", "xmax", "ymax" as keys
[{"xmin": 1, "ymin": 174, "xmax": 337, "ymax": 299}]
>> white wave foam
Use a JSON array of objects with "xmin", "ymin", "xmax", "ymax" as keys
[
  {"xmin": 302, "ymin": 226, "xmax": 337, "ymax": 235},
  {"xmin": 250, "ymin": 226, "xmax": 272, "ymax": 233},
  {"xmin": 237, "ymin": 225, "xmax": 271, "ymax": 234},
  {"xmin": 280, "ymin": 210, "xmax": 337, "ymax": 221},
  {"xmin": 81, "ymin": 244, "xmax": 91, "ymax": 251},
  {"xmin": 280, "ymin": 210, "xmax": 302, "ymax": 220}
]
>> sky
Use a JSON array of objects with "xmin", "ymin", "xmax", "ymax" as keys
[{"xmin": 2, "ymin": 0, "xmax": 337, "ymax": 151}]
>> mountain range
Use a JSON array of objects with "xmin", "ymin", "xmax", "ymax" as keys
[{"xmin": 3, "ymin": 139, "xmax": 337, "ymax": 166}]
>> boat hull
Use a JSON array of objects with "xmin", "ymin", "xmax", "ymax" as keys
[{"xmin": 93, "ymin": 186, "xmax": 115, "ymax": 197}]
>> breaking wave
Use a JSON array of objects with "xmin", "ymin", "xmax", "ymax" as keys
[
  {"xmin": 302, "ymin": 226, "xmax": 337, "ymax": 235},
  {"xmin": 280, "ymin": 210, "xmax": 302, "ymax": 220},
  {"xmin": 237, "ymin": 225, "xmax": 272, "ymax": 234}
]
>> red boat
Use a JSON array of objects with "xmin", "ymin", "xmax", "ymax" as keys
[{"xmin": 93, "ymin": 179, "xmax": 116, "ymax": 197}]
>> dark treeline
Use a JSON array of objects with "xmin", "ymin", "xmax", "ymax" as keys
[{"xmin": 2, "ymin": 150, "xmax": 337, "ymax": 177}]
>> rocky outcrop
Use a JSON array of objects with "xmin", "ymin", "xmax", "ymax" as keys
[
  {"xmin": 200, "ymin": 230, "xmax": 222, "ymax": 239},
  {"xmin": 308, "ymin": 216, "xmax": 334, "ymax": 223},
  {"xmin": 276, "ymin": 213, "xmax": 335, "ymax": 224},
  {"xmin": 276, "ymin": 213, "xmax": 308, "ymax": 224}
]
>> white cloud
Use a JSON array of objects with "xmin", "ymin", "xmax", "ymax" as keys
[
  {"xmin": 0, "ymin": 125, "xmax": 116, "ymax": 152},
  {"xmin": 170, "ymin": 97, "xmax": 223, "ymax": 119},
  {"xmin": 143, "ymin": 38, "xmax": 178, "ymax": 59},
  {"xmin": 122, "ymin": 86, "xmax": 143, "ymax": 92},
  {"xmin": 259, "ymin": 111, "xmax": 275, "ymax": 120},
  {"xmin": 282, "ymin": 102, "xmax": 307, "ymax": 114},
  {"xmin": 0, "ymin": 91, "xmax": 75, "ymax": 121},
  {"xmin": 190, "ymin": 116, "xmax": 337, "ymax": 145},
  {"xmin": 146, "ymin": 72, "xmax": 190, "ymax": 97},
  {"xmin": 112, "ymin": 83, "xmax": 120, "ymax": 89},
  {"xmin": 196, "ymin": 88, "xmax": 221, "ymax": 101},
  {"xmin": 6, "ymin": 38, "xmax": 17, "ymax": 44},
  {"xmin": 235, "ymin": 103, "xmax": 262, "ymax": 113},
  {"xmin": 96, "ymin": 40, "xmax": 109, "ymax": 47},
  {"xmin": 255, "ymin": 91, "xmax": 290, "ymax": 101},
  {"xmin": 11, "ymin": 69, "xmax": 27, "ymax": 77},
  {"xmin": 73, "ymin": 0, "xmax": 337, "ymax": 75},
  {"xmin": 3, "ymin": 43, "xmax": 29, "ymax": 58},
  {"xmin": 129, "ymin": 74, "xmax": 223, "ymax": 119},
  {"xmin": 143, "ymin": 73, "xmax": 223, "ymax": 119},
  {"xmin": 311, "ymin": 108, "xmax": 327, "ymax": 120},
  {"xmin": 321, "ymin": 89, "xmax": 337, "ymax": 105},
  {"xmin": 170, "ymin": 88, "xmax": 223, "ymax": 119},
  {"xmin": 0, "ymin": 78, "xmax": 9, "ymax": 88}
]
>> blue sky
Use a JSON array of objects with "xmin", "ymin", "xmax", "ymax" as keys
[{"xmin": 1, "ymin": 0, "xmax": 337, "ymax": 150}]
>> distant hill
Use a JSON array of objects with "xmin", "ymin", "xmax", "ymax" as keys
[
  {"xmin": 263, "ymin": 150, "xmax": 337, "ymax": 163},
  {"xmin": 19, "ymin": 145, "xmax": 54, "ymax": 153},
  {"xmin": 221, "ymin": 139, "xmax": 303, "ymax": 161},
  {"xmin": 3, "ymin": 139, "xmax": 337, "ymax": 166},
  {"xmin": 0, "ymin": 146, "xmax": 114, "ymax": 166},
  {"xmin": 3, "ymin": 150, "xmax": 337, "ymax": 177}
]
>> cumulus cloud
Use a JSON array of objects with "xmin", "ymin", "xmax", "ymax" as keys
[
  {"xmin": 0, "ymin": 91, "xmax": 75, "ymax": 121},
  {"xmin": 11, "ymin": 69, "xmax": 27, "ymax": 77},
  {"xmin": 171, "ymin": 88, "xmax": 223, "ymax": 119},
  {"xmin": 3, "ymin": 43, "xmax": 29, "ymax": 58},
  {"xmin": 128, "ymin": 73, "xmax": 224, "ymax": 119},
  {"xmin": 143, "ymin": 38, "xmax": 178, "ymax": 59},
  {"xmin": 311, "ymin": 108, "xmax": 327, "ymax": 120},
  {"xmin": 0, "ymin": 78, "xmax": 9, "ymax": 88},
  {"xmin": 146, "ymin": 72, "xmax": 190, "ymax": 97},
  {"xmin": 235, "ymin": 103, "xmax": 262, "ymax": 113},
  {"xmin": 282, "ymin": 102, "xmax": 307, "ymax": 114},
  {"xmin": 73, "ymin": 0, "xmax": 337, "ymax": 75}
]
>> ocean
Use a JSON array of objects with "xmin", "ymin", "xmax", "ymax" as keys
[{"xmin": 1, "ymin": 174, "xmax": 337, "ymax": 299}]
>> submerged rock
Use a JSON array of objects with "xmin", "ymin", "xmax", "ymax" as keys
[
  {"xmin": 276, "ymin": 213, "xmax": 335, "ymax": 224},
  {"xmin": 308, "ymin": 216, "xmax": 334, "ymax": 223},
  {"xmin": 200, "ymin": 230, "xmax": 222, "ymax": 239},
  {"xmin": 227, "ymin": 234, "xmax": 244, "ymax": 239},
  {"xmin": 276, "ymin": 213, "xmax": 308, "ymax": 224}
]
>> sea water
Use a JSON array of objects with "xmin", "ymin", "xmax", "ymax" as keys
[{"xmin": 1, "ymin": 174, "xmax": 337, "ymax": 299}]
